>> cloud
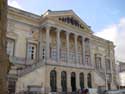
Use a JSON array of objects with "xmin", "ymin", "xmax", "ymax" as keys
[
  {"xmin": 95, "ymin": 18, "xmax": 125, "ymax": 62},
  {"xmin": 8, "ymin": 0, "xmax": 23, "ymax": 9}
]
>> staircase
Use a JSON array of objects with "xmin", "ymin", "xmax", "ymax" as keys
[
  {"xmin": 17, "ymin": 60, "xmax": 45, "ymax": 77},
  {"xmin": 94, "ymin": 68, "xmax": 106, "ymax": 86}
]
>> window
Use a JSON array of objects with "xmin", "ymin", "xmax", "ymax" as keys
[
  {"xmin": 85, "ymin": 38, "xmax": 90, "ymax": 64},
  {"xmin": 69, "ymin": 51, "xmax": 75, "ymax": 63},
  {"xmin": 85, "ymin": 55, "xmax": 90, "ymax": 65},
  {"xmin": 60, "ymin": 49, "xmax": 67, "ymax": 62},
  {"xmin": 106, "ymin": 59, "xmax": 111, "ymax": 71},
  {"xmin": 95, "ymin": 56, "xmax": 102, "ymax": 69},
  {"xmin": 50, "ymin": 48, "xmax": 57, "ymax": 61},
  {"xmin": 87, "ymin": 73, "xmax": 92, "ymax": 88},
  {"xmin": 27, "ymin": 43, "xmax": 37, "ymax": 60},
  {"xmin": 6, "ymin": 39, "xmax": 15, "ymax": 56},
  {"xmin": 8, "ymin": 78, "xmax": 16, "ymax": 94},
  {"xmin": 50, "ymin": 70, "xmax": 57, "ymax": 92},
  {"xmin": 42, "ymin": 48, "xmax": 45, "ymax": 60},
  {"xmin": 61, "ymin": 71, "xmax": 67, "ymax": 92},
  {"xmin": 79, "ymin": 73, "xmax": 84, "ymax": 89},
  {"xmin": 78, "ymin": 53, "xmax": 82, "ymax": 63}
]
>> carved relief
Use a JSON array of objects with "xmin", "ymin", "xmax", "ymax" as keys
[{"xmin": 58, "ymin": 16, "xmax": 84, "ymax": 29}]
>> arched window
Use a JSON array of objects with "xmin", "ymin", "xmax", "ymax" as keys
[
  {"xmin": 50, "ymin": 70, "xmax": 57, "ymax": 92},
  {"xmin": 79, "ymin": 73, "xmax": 84, "ymax": 89},
  {"xmin": 87, "ymin": 73, "xmax": 92, "ymax": 88},
  {"xmin": 61, "ymin": 71, "xmax": 67, "ymax": 92}
]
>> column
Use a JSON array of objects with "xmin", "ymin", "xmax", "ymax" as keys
[
  {"xmin": 76, "ymin": 73, "xmax": 80, "ymax": 89},
  {"xmin": 57, "ymin": 71, "xmax": 61, "ymax": 92},
  {"xmin": 46, "ymin": 26, "xmax": 50, "ymax": 61},
  {"xmin": 56, "ymin": 29, "xmax": 60, "ymax": 62},
  {"xmin": 84, "ymin": 72, "xmax": 88, "ymax": 88},
  {"xmin": 39, "ymin": 29, "xmax": 43, "ymax": 62},
  {"xmin": 67, "ymin": 72, "xmax": 71, "ymax": 92},
  {"xmin": 66, "ymin": 32, "xmax": 70, "ymax": 63},
  {"xmin": 82, "ymin": 36, "xmax": 85, "ymax": 64},
  {"xmin": 75, "ymin": 34, "xmax": 78, "ymax": 63}
]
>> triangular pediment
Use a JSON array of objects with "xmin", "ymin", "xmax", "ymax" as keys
[{"xmin": 42, "ymin": 10, "xmax": 92, "ymax": 33}]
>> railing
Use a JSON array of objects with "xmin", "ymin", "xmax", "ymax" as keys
[
  {"xmin": 95, "ymin": 68, "xmax": 106, "ymax": 81},
  {"xmin": 9, "ymin": 56, "xmax": 37, "ymax": 65},
  {"xmin": 50, "ymin": 48, "xmax": 83, "ymax": 63}
]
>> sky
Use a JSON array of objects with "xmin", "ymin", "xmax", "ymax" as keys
[{"xmin": 8, "ymin": 0, "xmax": 125, "ymax": 62}]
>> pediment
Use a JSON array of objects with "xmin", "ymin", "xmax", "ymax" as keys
[{"xmin": 43, "ymin": 10, "xmax": 92, "ymax": 33}]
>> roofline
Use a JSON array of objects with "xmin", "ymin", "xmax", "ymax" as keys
[{"xmin": 8, "ymin": 6, "xmax": 40, "ymax": 18}]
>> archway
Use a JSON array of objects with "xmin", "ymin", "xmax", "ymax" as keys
[
  {"xmin": 71, "ymin": 72, "xmax": 76, "ymax": 92},
  {"xmin": 79, "ymin": 73, "xmax": 84, "ymax": 89},
  {"xmin": 50, "ymin": 70, "xmax": 57, "ymax": 92},
  {"xmin": 61, "ymin": 71, "xmax": 67, "ymax": 92},
  {"xmin": 87, "ymin": 73, "xmax": 92, "ymax": 88}
]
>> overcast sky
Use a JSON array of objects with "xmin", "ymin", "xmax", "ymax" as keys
[{"xmin": 8, "ymin": 0, "xmax": 125, "ymax": 62}]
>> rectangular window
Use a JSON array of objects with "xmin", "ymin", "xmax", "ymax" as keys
[
  {"xmin": 50, "ymin": 48, "xmax": 57, "ymax": 61},
  {"xmin": 78, "ymin": 52, "xmax": 82, "ymax": 63},
  {"xmin": 106, "ymin": 59, "xmax": 111, "ymax": 71},
  {"xmin": 85, "ymin": 55, "xmax": 90, "ymax": 65},
  {"xmin": 69, "ymin": 51, "xmax": 75, "ymax": 63},
  {"xmin": 95, "ymin": 56, "xmax": 102, "ymax": 69},
  {"xmin": 8, "ymin": 78, "xmax": 16, "ymax": 94},
  {"xmin": 6, "ymin": 38, "xmax": 15, "ymax": 56},
  {"xmin": 27, "ymin": 43, "xmax": 37, "ymax": 60},
  {"xmin": 42, "ymin": 48, "xmax": 45, "ymax": 60}
]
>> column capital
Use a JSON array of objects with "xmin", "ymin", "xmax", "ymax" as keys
[
  {"xmin": 66, "ymin": 32, "xmax": 70, "ymax": 35},
  {"xmin": 82, "ymin": 35, "xmax": 85, "ymax": 40},
  {"xmin": 55, "ymin": 27, "xmax": 61, "ymax": 32},
  {"xmin": 44, "ymin": 25, "xmax": 51, "ymax": 30},
  {"xmin": 75, "ymin": 33, "xmax": 78, "ymax": 37}
]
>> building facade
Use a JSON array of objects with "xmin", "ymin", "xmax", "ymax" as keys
[
  {"xmin": 116, "ymin": 61, "xmax": 125, "ymax": 88},
  {"xmin": 7, "ymin": 6, "xmax": 118, "ymax": 93}
]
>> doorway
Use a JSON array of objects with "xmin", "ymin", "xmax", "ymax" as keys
[{"xmin": 71, "ymin": 72, "xmax": 76, "ymax": 92}]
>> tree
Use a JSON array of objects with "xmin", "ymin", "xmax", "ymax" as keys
[{"xmin": 0, "ymin": 0, "xmax": 11, "ymax": 94}]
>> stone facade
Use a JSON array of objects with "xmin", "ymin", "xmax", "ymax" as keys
[
  {"xmin": 6, "ymin": 6, "xmax": 118, "ymax": 93},
  {"xmin": 0, "ymin": 0, "xmax": 11, "ymax": 94}
]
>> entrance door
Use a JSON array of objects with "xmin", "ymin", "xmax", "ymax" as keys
[
  {"xmin": 71, "ymin": 72, "xmax": 76, "ymax": 92},
  {"xmin": 61, "ymin": 71, "xmax": 67, "ymax": 92}
]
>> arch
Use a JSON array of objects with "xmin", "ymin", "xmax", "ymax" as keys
[
  {"xmin": 79, "ymin": 72, "xmax": 84, "ymax": 89},
  {"xmin": 71, "ymin": 72, "xmax": 76, "ymax": 92},
  {"xmin": 61, "ymin": 71, "xmax": 67, "ymax": 92},
  {"xmin": 50, "ymin": 70, "xmax": 57, "ymax": 92},
  {"xmin": 87, "ymin": 73, "xmax": 92, "ymax": 88}
]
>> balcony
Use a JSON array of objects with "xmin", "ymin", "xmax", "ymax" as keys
[{"xmin": 49, "ymin": 48, "xmax": 94, "ymax": 69}]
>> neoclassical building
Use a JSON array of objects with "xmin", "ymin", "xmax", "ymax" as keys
[{"xmin": 7, "ymin": 6, "xmax": 118, "ymax": 94}]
